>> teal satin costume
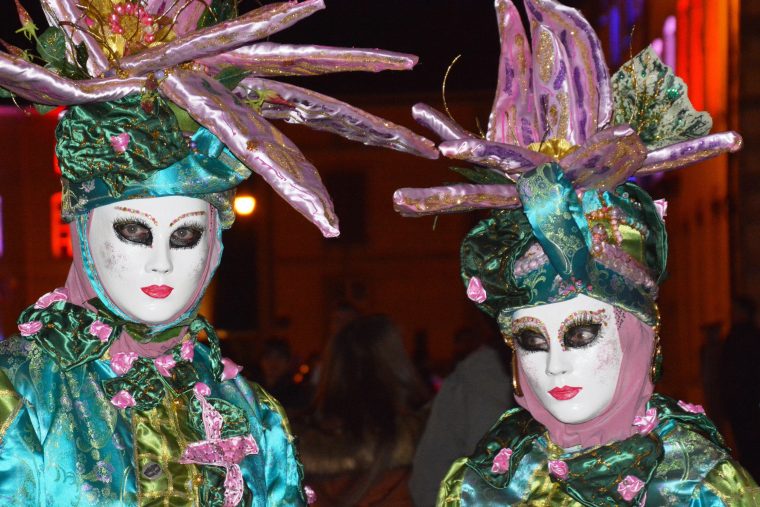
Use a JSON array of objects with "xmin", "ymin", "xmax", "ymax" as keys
[
  {"xmin": 437, "ymin": 394, "xmax": 759, "ymax": 506},
  {"xmin": 0, "ymin": 299, "xmax": 306, "ymax": 506}
]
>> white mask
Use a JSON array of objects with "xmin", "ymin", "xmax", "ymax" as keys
[
  {"xmin": 88, "ymin": 196, "xmax": 211, "ymax": 324},
  {"xmin": 511, "ymin": 294, "xmax": 622, "ymax": 424}
]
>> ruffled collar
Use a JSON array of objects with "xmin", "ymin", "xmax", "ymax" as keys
[
  {"xmin": 467, "ymin": 394, "xmax": 727, "ymax": 506},
  {"xmin": 16, "ymin": 296, "xmax": 227, "ymax": 405}
]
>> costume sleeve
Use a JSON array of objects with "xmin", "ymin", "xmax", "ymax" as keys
[
  {"xmin": 0, "ymin": 369, "xmax": 43, "ymax": 504},
  {"xmin": 691, "ymin": 459, "xmax": 760, "ymax": 506},
  {"xmin": 248, "ymin": 382, "xmax": 306, "ymax": 506},
  {"xmin": 435, "ymin": 457, "xmax": 468, "ymax": 507}
]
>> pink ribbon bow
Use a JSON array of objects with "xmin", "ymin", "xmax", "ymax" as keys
[{"xmin": 180, "ymin": 384, "xmax": 259, "ymax": 507}]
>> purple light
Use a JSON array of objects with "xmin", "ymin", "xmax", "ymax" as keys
[
  {"xmin": 651, "ymin": 38, "xmax": 664, "ymax": 58},
  {"xmin": 663, "ymin": 15, "xmax": 677, "ymax": 69},
  {"xmin": 609, "ymin": 6, "xmax": 622, "ymax": 64}
]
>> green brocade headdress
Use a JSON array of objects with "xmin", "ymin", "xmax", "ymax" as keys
[
  {"xmin": 394, "ymin": 0, "xmax": 742, "ymax": 326},
  {"xmin": 2, "ymin": 0, "xmax": 439, "ymax": 235}
]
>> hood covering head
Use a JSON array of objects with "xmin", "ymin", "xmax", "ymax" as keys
[
  {"xmin": 515, "ymin": 308, "xmax": 655, "ymax": 448},
  {"xmin": 65, "ymin": 203, "xmax": 223, "ymax": 335}
]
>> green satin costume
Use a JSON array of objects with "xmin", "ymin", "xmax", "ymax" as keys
[
  {"xmin": 0, "ymin": 300, "xmax": 306, "ymax": 506},
  {"xmin": 437, "ymin": 394, "xmax": 759, "ymax": 506}
]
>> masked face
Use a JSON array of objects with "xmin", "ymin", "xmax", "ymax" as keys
[
  {"xmin": 511, "ymin": 294, "xmax": 622, "ymax": 424},
  {"xmin": 88, "ymin": 196, "xmax": 211, "ymax": 324}
]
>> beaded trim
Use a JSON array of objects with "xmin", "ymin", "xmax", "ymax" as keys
[
  {"xmin": 595, "ymin": 243, "xmax": 657, "ymax": 292},
  {"xmin": 170, "ymin": 211, "xmax": 206, "ymax": 227},
  {"xmin": 513, "ymin": 242, "xmax": 549, "ymax": 278},
  {"xmin": 114, "ymin": 206, "xmax": 158, "ymax": 226}
]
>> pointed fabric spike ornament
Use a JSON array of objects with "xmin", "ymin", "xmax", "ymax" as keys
[
  {"xmin": 395, "ymin": 0, "xmax": 741, "ymax": 219},
  {"xmin": 393, "ymin": 0, "xmax": 740, "ymax": 327},
  {"xmin": 1, "ymin": 0, "xmax": 437, "ymax": 237}
]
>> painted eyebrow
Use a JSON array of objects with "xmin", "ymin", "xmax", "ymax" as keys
[
  {"xmin": 170, "ymin": 211, "xmax": 207, "ymax": 227},
  {"xmin": 114, "ymin": 206, "xmax": 158, "ymax": 226}
]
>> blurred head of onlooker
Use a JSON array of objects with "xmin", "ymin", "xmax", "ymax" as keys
[
  {"xmin": 327, "ymin": 300, "xmax": 360, "ymax": 341},
  {"xmin": 257, "ymin": 337, "xmax": 309, "ymax": 412},
  {"xmin": 315, "ymin": 314, "xmax": 429, "ymax": 441}
]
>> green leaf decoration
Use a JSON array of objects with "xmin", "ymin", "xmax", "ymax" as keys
[
  {"xmin": 450, "ymin": 166, "xmax": 512, "ymax": 185},
  {"xmin": 197, "ymin": 0, "xmax": 239, "ymax": 29},
  {"xmin": 36, "ymin": 27, "xmax": 66, "ymax": 67},
  {"xmin": 36, "ymin": 27, "xmax": 88, "ymax": 79},
  {"xmin": 74, "ymin": 41, "xmax": 89, "ymax": 72},
  {"xmin": 168, "ymin": 102, "xmax": 202, "ymax": 133},
  {"xmin": 215, "ymin": 66, "xmax": 251, "ymax": 91},
  {"xmin": 0, "ymin": 87, "xmax": 13, "ymax": 98},
  {"xmin": 611, "ymin": 46, "xmax": 712, "ymax": 150},
  {"xmin": 34, "ymin": 103, "xmax": 55, "ymax": 114}
]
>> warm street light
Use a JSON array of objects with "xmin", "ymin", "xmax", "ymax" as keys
[{"xmin": 234, "ymin": 195, "xmax": 256, "ymax": 216}]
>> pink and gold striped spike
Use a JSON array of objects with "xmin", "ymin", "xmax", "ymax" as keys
[
  {"xmin": 238, "ymin": 77, "xmax": 438, "ymax": 159},
  {"xmin": 487, "ymin": 0, "xmax": 538, "ymax": 146},
  {"xmin": 411, "ymin": 103, "xmax": 476, "ymax": 142},
  {"xmin": 118, "ymin": 0, "xmax": 326, "ymax": 76},
  {"xmin": 393, "ymin": 184, "xmax": 521, "ymax": 218},
  {"xmin": 160, "ymin": 70, "xmax": 340, "ymax": 238},
  {"xmin": 199, "ymin": 43, "xmax": 419, "ymax": 77},
  {"xmin": 525, "ymin": 0, "xmax": 612, "ymax": 143}
]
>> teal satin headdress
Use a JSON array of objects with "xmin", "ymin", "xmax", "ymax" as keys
[
  {"xmin": 460, "ymin": 162, "xmax": 667, "ymax": 325},
  {"xmin": 57, "ymin": 94, "xmax": 249, "ymax": 228}
]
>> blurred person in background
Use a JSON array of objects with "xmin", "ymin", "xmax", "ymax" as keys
[
  {"xmin": 296, "ymin": 314, "xmax": 430, "ymax": 506},
  {"xmin": 255, "ymin": 337, "xmax": 310, "ymax": 413},
  {"xmin": 409, "ymin": 325, "xmax": 513, "ymax": 507},
  {"xmin": 721, "ymin": 296, "xmax": 760, "ymax": 479}
]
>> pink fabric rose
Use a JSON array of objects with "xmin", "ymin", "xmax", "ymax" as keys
[
  {"xmin": 617, "ymin": 474, "xmax": 645, "ymax": 502},
  {"xmin": 110, "ymin": 351, "xmax": 139, "ymax": 375},
  {"xmin": 304, "ymin": 485, "xmax": 317, "ymax": 505},
  {"xmin": 677, "ymin": 400, "xmax": 705, "ymax": 415},
  {"xmin": 110, "ymin": 133, "xmax": 130, "ymax": 153},
  {"xmin": 194, "ymin": 382, "xmax": 211, "ymax": 397},
  {"xmin": 548, "ymin": 460, "xmax": 569, "ymax": 480},
  {"xmin": 154, "ymin": 354, "xmax": 176, "ymax": 377},
  {"xmin": 632, "ymin": 407, "xmax": 659, "ymax": 435},
  {"xmin": 34, "ymin": 288, "xmax": 68, "ymax": 309},
  {"xmin": 180, "ymin": 340, "xmax": 195, "ymax": 362},
  {"xmin": 466, "ymin": 276, "xmax": 487, "ymax": 303},
  {"xmin": 18, "ymin": 321, "xmax": 43, "ymax": 336},
  {"xmin": 110, "ymin": 390, "xmax": 136, "ymax": 409},
  {"xmin": 221, "ymin": 357, "xmax": 243, "ymax": 381},
  {"xmin": 653, "ymin": 199, "xmax": 668, "ymax": 221},
  {"xmin": 88, "ymin": 320, "xmax": 113, "ymax": 342},
  {"xmin": 491, "ymin": 447, "xmax": 513, "ymax": 474}
]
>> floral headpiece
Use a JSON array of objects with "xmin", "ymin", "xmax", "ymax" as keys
[
  {"xmin": 393, "ymin": 0, "xmax": 741, "ymax": 325},
  {"xmin": 3, "ymin": 0, "xmax": 438, "ymax": 233}
]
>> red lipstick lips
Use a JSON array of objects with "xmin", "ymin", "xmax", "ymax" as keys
[
  {"xmin": 548, "ymin": 385, "xmax": 582, "ymax": 400},
  {"xmin": 141, "ymin": 285, "xmax": 174, "ymax": 299}
]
